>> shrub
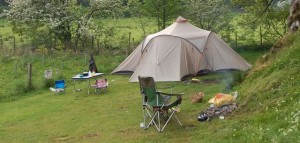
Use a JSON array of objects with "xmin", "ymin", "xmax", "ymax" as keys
[
  {"xmin": 13, "ymin": 79, "xmax": 35, "ymax": 95},
  {"xmin": 42, "ymin": 78, "xmax": 54, "ymax": 89}
]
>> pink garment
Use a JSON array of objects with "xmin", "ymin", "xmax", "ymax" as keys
[{"xmin": 95, "ymin": 79, "xmax": 108, "ymax": 88}]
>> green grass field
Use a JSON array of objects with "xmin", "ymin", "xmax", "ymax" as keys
[
  {"xmin": 1, "ymin": 45, "xmax": 296, "ymax": 142},
  {"xmin": 0, "ymin": 74, "xmax": 226, "ymax": 142},
  {"xmin": 0, "ymin": 45, "xmax": 265, "ymax": 143}
]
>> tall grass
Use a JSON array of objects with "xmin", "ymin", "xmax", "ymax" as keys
[{"xmin": 0, "ymin": 51, "xmax": 125, "ymax": 102}]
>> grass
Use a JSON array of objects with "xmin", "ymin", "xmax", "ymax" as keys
[
  {"xmin": 0, "ymin": 46, "xmax": 261, "ymax": 142},
  {"xmin": 235, "ymin": 32, "xmax": 300, "ymax": 142},
  {"xmin": 0, "ymin": 73, "xmax": 240, "ymax": 143}
]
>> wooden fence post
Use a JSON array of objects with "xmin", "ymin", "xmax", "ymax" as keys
[
  {"xmin": 132, "ymin": 38, "xmax": 135, "ymax": 52},
  {"xmin": 128, "ymin": 32, "xmax": 131, "ymax": 57},
  {"xmin": 27, "ymin": 63, "xmax": 32, "ymax": 89},
  {"xmin": 235, "ymin": 31, "xmax": 238, "ymax": 48},
  {"xmin": 13, "ymin": 36, "xmax": 16, "ymax": 52}
]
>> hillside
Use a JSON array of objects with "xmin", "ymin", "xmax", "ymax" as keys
[{"xmin": 235, "ymin": 31, "xmax": 300, "ymax": 142}]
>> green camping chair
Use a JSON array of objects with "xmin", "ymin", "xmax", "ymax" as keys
[{"xmin": 138, "ymin": 76, "xmax": 184, "ymax": 132}]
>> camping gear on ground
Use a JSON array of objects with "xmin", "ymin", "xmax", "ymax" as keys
[
  {"xmin": 198, "ymin": 103, "xmax": 238, "ymax": 122},
  {"xmin": 89, "ymin": 54, "xmax": 98, "ymax": 73},
  {"xmin": 50, "ymin": 80, "xmax": 65, "ymax": 94},
  {"xmin": 190, "ymin": 92, "xmax": 205, "ymax": 103},
  {"xmin": 208, "ymin": 91, "xmax": 238, "ymax": 107},
  {"xmin": 198, "ymin": 113, "xmax": 208, "ymax": 121},
  {"xmin": 71, "ymin": 73, "xmax": 104, "ymax": 95},
  {"xmin": 44, "ymin": 69, "xmax": 52, "ymax": 79},
  {"xmin": 92, "ymin": 78, "xmax": 108, "ymax": 94},
  {"xmin": 138, "ymin": 76, "xmax": 184, "ymax": 131},
  {"xmin": 112, "ymin": 16, "xmax": 252, "ymax": 82},
  {"xmin": 191, "ymin": 78, "xmax": 200, "ymax": 83}
]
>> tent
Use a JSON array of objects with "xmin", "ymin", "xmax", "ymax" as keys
[{"xmin": 112, "ymin": 16, "xmax": 251, "ymax": 82}]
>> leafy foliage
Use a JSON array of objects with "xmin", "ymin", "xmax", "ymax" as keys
[
  {"xmin": 128, "ymin": 0, "xmax": 186, "ymax": 30},
  {"xmin": 231, "ymin": 0, "xmax": 290, "ymax": 44},
  {"xmin": 2, "ymin": 0, "xmax": 123, "ymax": 51},
  {"xmin": 184, "ymin": 0, "xmax": 234, "ymax": 33}
]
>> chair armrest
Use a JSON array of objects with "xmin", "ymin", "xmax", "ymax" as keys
[
  {"xmin": 156, "ymin": 91, "xmax": 184, "ymax": 96},
  {"xmin": 158, "ymin": 92, "xmax": 184, "ymax": 107},
  {"xmin": 157, "ymin": 85, "xmax": 174, "ymax": 90}
]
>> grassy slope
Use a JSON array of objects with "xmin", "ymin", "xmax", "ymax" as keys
[{"xmin": 235, "ymin": 31, "xmax": 300, "ymax": 142}]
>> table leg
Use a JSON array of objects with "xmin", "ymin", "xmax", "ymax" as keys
[
  {"xmin": 73, "ymin": 80, "xmax": 76, "ymax": 93},
  {"xmin": 88, "ymin": 79, "xmax": 90, "ymax": 95}
]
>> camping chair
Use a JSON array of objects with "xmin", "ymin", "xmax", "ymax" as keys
[
  {"xmin": 138, "ymin": 76, "xmax": 184, "ymax": 131},
  {"xmin": 93, "ymin": 78, "xmax": 108, "ymax": 94},
  {"xmin": 54, "ymin": 80, "xmax": 66, "ymax": 94}
]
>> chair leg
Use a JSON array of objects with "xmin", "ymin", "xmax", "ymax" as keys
[
  {"xmin": 147, "ymin": 111, "xmax": 160, "ymax": 131},
  {"xmin": 161, "ymin": 110, "xmax": 176, "ymax": 131},
  {"xmin": 161, "ymin": 107, "xmax": 183, "ymax": 131},
  {"xmin": 158, "ymin": 112, "xmax": 161, "ymax": 131},
  {"xmin": 146, "ymin": 107, "xmax": 182, "ymax": 132},
  {"xmin": 143, "ymin": 107, "xmax": 152, "ymax": 130},
  {"xmin": 173, "ymin": 114, "xmax": 183, "ymax": 126}
]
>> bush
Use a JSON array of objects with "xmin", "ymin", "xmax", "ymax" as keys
[
  {"xmin": 13, "ymin": 79, "xmax": 35, "ymax": 95},
  {"xmin": 42, "ymin": 78, "xmax": 54, "ymax": 89}
]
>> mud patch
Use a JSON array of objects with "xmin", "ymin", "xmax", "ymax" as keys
[
  {"xmin": 184, "ymin": 125, "xmax": 197, "ymax": 130},
  {"xmin": 52, "ymin": 135, "xmax": 76, "ymax": 142},
  {"xmin": 51, "ymin": 132, "xmax": 100, "ymax": 142}
]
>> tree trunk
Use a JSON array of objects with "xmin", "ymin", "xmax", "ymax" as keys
[
  {"xmin": 288, "ymin": 0, "xmax": 300, "ymax": 32},
  {"xmin": 162, "ymin": 0, "xmax": 166, "ymax": 29}
]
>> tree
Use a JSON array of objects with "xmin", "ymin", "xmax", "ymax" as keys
[
  {"xmin": 2, "ymin": 0, "xmax": 123, "ymax": 51},
  {"xmin": 184, "ymin": 0, "xmax": 233, "ymax": 33},
  {"xmin": 231, "ymin": 0, "xmax": 290, "ymax": 44},
  {"xmin": 129, "ymin": 0, "xmax": 186, "ymax": 31},
  {"xmin": 288, "ymin": 0, "xmax": 300, "ymax": 32}
]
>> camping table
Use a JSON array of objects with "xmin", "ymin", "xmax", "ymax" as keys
[{"xmin": 71, "ymin": 73, "xmax": 104, "ymax": 95}]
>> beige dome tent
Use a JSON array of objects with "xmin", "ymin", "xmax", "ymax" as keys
[{"xmin": 112, "ymin": 16, "xmax": 251, "ymax": 82}]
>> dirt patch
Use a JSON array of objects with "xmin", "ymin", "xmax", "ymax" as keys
[
  {"xmin": 80, "ymin": 132, "xmax": 101, "ymax": 139},
  {"xmin": 51, "ymin": 132, "xmax": 100, "ymax": 142},
  {"xmin": 184, "ymin": 124, "xmax": 197, "ymax": 130},
  {"xmin": 52, "ymin": 135, "xmax": 76, "ymax": 142}
]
